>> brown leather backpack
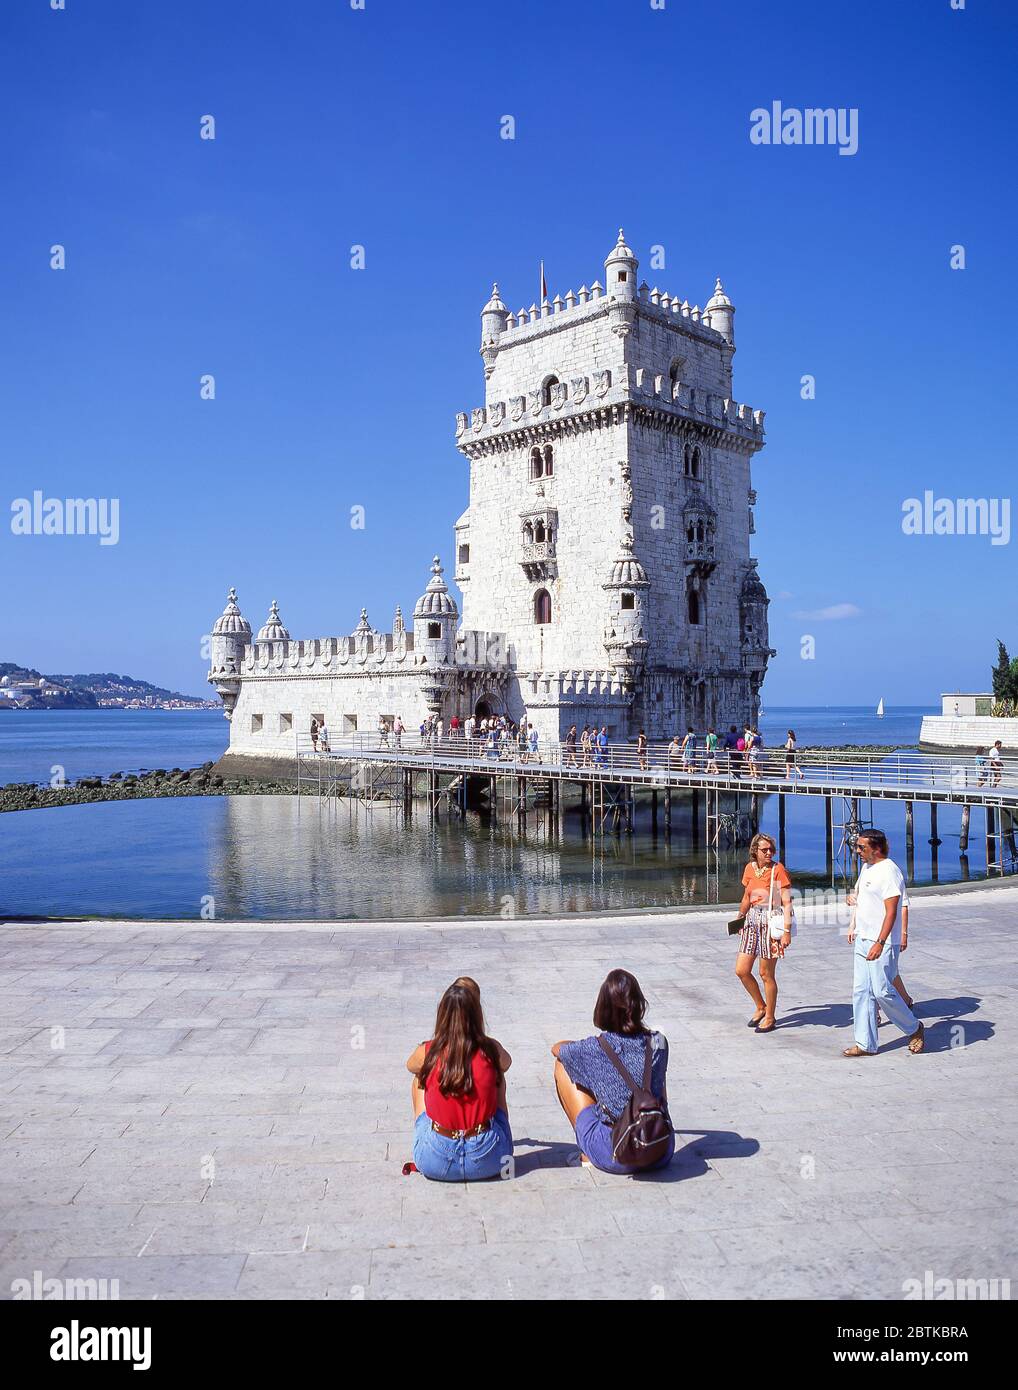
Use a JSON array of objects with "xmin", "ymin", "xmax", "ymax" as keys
[{"xmin": 596, "ymin": 1034, "xmax": 673, "ymax": 1169}]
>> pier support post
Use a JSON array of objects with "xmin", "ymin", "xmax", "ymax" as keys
[
  {"xmin": 651, "ymin": 789, "xmax": 658, "ymax": 832},
  {"xmin": 904, "ymin": 801, "xmax": 914, "ymax": 850},
  {"xmin": 778, "ymin": 793, "xmax": 786, "ymax": 861},
  {"xmin": 987, "ymin": 806, "xmax": 998, "ymax": 871},
  {"xmin": 690, "ymin": 789, "xmax": 700, "ymax": 844},
  {"xmin": 825, "ymin": 796, "xmax": 833, "ymax": 873},
  {"xmin": 929, "ymin": 802, "xmax": 942, "ymax": 847},
  {"xmin": 664, "ymin": 788, "xmax": 672, "ymax": 837},
  {"xmin": 959, "ymin": 803, "xmax": 970, "ymax": 853}
]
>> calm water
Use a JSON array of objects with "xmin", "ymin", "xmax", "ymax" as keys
[
  {"xmin": 0, "ymin": 784, "xmax": 1006, "ymax": 921},
  {"xmin": 0, "ymin": 709, "xmax": 228, "ymax": 786},
  {"xmin": 0, "ymin": 706, "xmax": 930, "ymax": 788}
]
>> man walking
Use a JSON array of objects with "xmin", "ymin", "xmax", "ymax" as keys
[{"xmin": 843, "ymin": 829, "xmax": 924, "ymax": 1058}]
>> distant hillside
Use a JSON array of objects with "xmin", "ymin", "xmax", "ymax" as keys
[{"xmin": 0, "ymin": 663, "xmax": 212, "ymax": 708}]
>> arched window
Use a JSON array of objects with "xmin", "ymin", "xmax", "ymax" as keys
[
  {"xmin": 686, "ymin": 523, "xmax": 695, "ymax": 543},
  {"xmin": 530, "ymin": 446, "xmax": 543, "ymax": 480},
  {"xmin": 669, "ymin": 358, "xmax": 685, "ymax": 385},
  {"xmin": 621, "ymin": 592, "xmax": 635, "ymax": 611},
  {"xmin": 541, "ymin": 376, "xmax": 559, "ymax": 407},
  {"xmin": 687, "ymin": 589, "xmax": 702, "ymax": 626},
  {"xmin": 683, "ymin": 444, "xmax": 691, "ymax": 476},
  {"xmin": 696, "ymin": 521, "xmax": 704, "ymax": 542},
  {"xmin": 523, "ymin": 521, "xmax": 534, "ymax": 544},
  {"xmin": 534, "ymin": 589, "xmax": 552, "ymax": 625},
  {"xmin": 534, "ymin": 520, "xmax": 546, "ymax": 544},
  {"xmin": 692, "ymin": 446, "xmax": 702, "ymax": 478},
  {"xmin": 543, "ymin": 444, "xmax": 554, "ymax": 476}
]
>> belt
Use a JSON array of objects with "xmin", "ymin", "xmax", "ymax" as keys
[{"xmin": 430, "ymin": 1118, "xmax": 491, "ymax": 1140}]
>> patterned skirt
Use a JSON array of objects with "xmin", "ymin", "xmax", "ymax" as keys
[{"xmin": 738, "ymin": 904, "xmax": 780, "ymax": 960}]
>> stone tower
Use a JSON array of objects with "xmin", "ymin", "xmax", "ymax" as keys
[{"xmin": 453, "ymin": 228, "xmax": 773, "ymax": 742}]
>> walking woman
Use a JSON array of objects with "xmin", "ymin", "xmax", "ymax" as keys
[
  {"xmin": 784, "ymin": 729, "xmax": 804, "ymax": 780},
  {"xmin": 552, "ymin": 969, "xmax": 674, "ymax": 1174},
  {"xmin": 406, "ymin": 982, "xmax": 513, "ymax": 1181},
  {"xmin": 735, "ymin": 833, "xmax": 794, "ymax": 1033}
]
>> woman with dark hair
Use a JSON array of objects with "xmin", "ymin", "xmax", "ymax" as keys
[
  {"xmin": 406, "ymin": 982, "xmax": 513, "ymax": 1181},
  {"xmin": 551, "ymin": 969, "xmax": 673, "ymax": 1174},
  {"xmin": 735, "ymin": 832, "xmax": 793, "ymax": 1032}
]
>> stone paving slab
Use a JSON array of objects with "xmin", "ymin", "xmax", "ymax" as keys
[{"xmin": 0, "ymin": 886, "xmax": 1016, "ymax": 1300}]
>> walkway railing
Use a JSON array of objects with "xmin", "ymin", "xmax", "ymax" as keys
[{"xmin": 294, "ymin": 732, "xmax": 1018, "ymax": 801}]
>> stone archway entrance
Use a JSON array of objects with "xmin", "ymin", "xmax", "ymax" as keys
[{"xmin": 474, "ymin": 699, "xmax": 493, "ymax": 720}]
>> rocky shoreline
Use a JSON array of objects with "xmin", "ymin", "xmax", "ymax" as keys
[{"xmin": 0, "ymin": 762, "xmax": 296, "ymax": 814}]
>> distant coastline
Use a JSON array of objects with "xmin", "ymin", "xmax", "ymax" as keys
[{"xmin": 0, "ymin": 661, "xmax": 215, "ymax": 712}]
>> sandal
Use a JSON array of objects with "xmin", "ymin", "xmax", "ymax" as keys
[
  {"xmin": 908, "ymin": 1022, "xmax": 925, "ymax": 1054},
  {"xmin": 747, "ymin": 1011, "xmax": 766, "ymax": 1028},
  {"xmin": 842, "ymin": 1045, "xmax": 875, "ymax": 1057},
  {"xmin": 755, "ymin": 1020, "xmax": 776, "ymax": 1034}
]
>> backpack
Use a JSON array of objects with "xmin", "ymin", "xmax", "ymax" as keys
[{"xmin": 596, "ymin": 1034, "xmax": 673, "ymax": 1169}]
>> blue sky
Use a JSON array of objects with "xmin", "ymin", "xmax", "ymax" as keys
[{"xmin": 1, "ymin": 0, "xmax": 1013, "ymax": 702}]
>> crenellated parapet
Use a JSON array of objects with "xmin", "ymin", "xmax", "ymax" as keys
[{"xmin": 455, "ymin": 366, "xmax": 764, "ymax": 456}]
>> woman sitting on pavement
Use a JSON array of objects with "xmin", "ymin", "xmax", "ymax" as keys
[
  {"xmin": 406, "ymin": 981, "xmax": 513, "ymax": 1181},
  {"xmin": 552, "ymin": 969, "xmax": 674, "ymax": 1174}
]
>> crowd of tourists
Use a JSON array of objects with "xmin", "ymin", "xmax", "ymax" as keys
[{"xmin": 403, "ymin": 825, "xmax": 926, "ymax": 1182}]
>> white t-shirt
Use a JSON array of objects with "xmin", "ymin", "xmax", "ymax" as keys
[{"xmin": 854, "ymin": 857, "xmax": 906, "ymax": 944}]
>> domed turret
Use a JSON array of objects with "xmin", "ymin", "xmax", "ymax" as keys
[
  {"xmin": 602, "ymin": 537, "xmax": 649, "ymax": 686},
  {"xmin": 705, "ymin": 277, "xmax": 735, "ymax": 347},
  {"xmin": 208, "ymin": 587, "xmax": 252, "ymax": 719},
  {"xmin": 256, "ymin": 599, "xmax": 290, "ymax": 643},
  {"xmin": 480, "ymin": 282, "xmax": 509, "ymax": 378},
  {"xmin": 413, "ymin": 557, "xmax": 458, "ymax": 666},
  {"xmin": 604, "ymin": 228, "xmax": 638, "ymax": 304},
  {"xmin": 740, "ymin": 561, "xmax": 771, "ymax": 674}
]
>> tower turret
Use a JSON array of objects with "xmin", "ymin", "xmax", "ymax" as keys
[
  {"xmin": 208, "ymin": 586, "xmax": 252, "ymax": 719},
  {"xmin": 604, "ymin": 227, "xmax": 638, "ymax": 303},
  {"xmin": 480, "ymin": 282, "xmax": 509, "ymax": 379},
  {"xmin": 705, "ymin": 277, "xmax": 735, "ymax": 347},
  {"xmin": 413, "ymin": 556, "xmax": 458, "ymax": 664},
  {"xmin": 256, "ymin": 599, "xmax": 289, "ymax": 643},
  {"xmin": 602, "ymin": 538, "xmax": 650, "ymax": 688}
]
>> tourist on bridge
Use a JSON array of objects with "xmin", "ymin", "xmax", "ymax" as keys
[
  {"xmin": 989, "ymin": 740, "xmax": 1004, "ymax": 787},
  {"xmin": 450, "ymin": 713, "xmax": 460, "ymax": 739},
  {"xmin": 637, "ymin": 729, "xmax": 648, "ymax": 770},
  {"xmin": 681, "ymin": 727, "xmax": 696, "ymax": 771},
  {"xmin": 318, "ymin": 720, "xmax": 330, "ymax": 754},
  {"xmin": 378, "ymin": 716, "xmax": 390, "ymax": 748},
  {"xmin": 726, "ymin": 726, "xmax": 742, "ymax": 776},
  {"xmin": 705, "ymin": 727, "xmax": 720, "ymax": 775},
  {"xmin": 580, "ymin": 726, "xmax": 592, "ymax": 766},
  {"xmin": 528, "ymin": 724, "xmax": 541, "ymax": 763},
  {"xmin": 843, "ymin": 830, "xmax": 925, "ymax": 1058},
  {"xmin": 784, "ymin": 729, "xmax": 804, "ymax": 781},
  {"xmin": 594, "ymin": 727, "xmax": 608, "ymax": 764},
  {"xmin": 734, "ymin": 832, "xmax": 794, "ymax": 1033},
  {"xmin": 393, "ymin": 715, "xmax": 404, "ymax": 749},
  {"xmin": 551, "ymin": 969, "xmax": 674, "ymax": 1174},
  {"xmin": 667, "ymin": 733, "xmax": 681, "ymax": 770},
  {"xmin": 406, "ymin": 981, "xmax": 513, "ymax": 1182},
  {"xmin": 745, "ymin": 727, "xmax": 761, "ymax": 778},
  {"xmin": 564, "ymin": 725, "xmax": 578, "ymax": 767},
  {"xmin": 310, "ymin": 716, "xmax": 319, "ymax": 753},
  {"xmin": 464, "ymin": 713, "xmax": 475, "ymax": 744}
]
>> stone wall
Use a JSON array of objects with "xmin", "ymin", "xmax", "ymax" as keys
[{"xmin": 919, "ymin": 715, "xmax": 1018, "ymax": 752}]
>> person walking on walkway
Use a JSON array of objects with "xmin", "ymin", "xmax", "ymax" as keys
[
  {"xmin": 378, "ymin": 715, "xmax": 390, "ymax": 749},
  {"xmin": 310, "ymin": 717, "xmax": 319, "ymax": 753},
  {"xmin": 580, "ymin": 725, "xmax": 592, "ymax": 767},
  {"xmin": 318, "ymin": 720, "xmax": 330, "ymax": 754},
  {"xmin": 705, "ymin": 727, "xmax": 720, "ymax": 775},
  {"xmin": 681, "ymin": 727, "xmax": 696, "ymax": 773},
  {"xmin": 594, "ymin": 726, "xmax": 608, "ymax": 765},
  {"xmin": 637, "ymin": 729, "xmax": 648, "ymax": 771},
  {"xmin": 564, "ymin": 725, "xmax": 578, "ymax": 767},
  {"xmin": 392, "ymin": 715, "xmax": 404, "ymax": 750},
  {"xmin": 843, "ymin": 829, "xmax": 925, "ymax": 1058},
  {"xmin": 734, "ymin": 833, "xmax": 793, "ymax": 1033},
  {"xmin": 784, "ymin": 729, "xmax": 804, "ymax": 781},
  {"xmin": 989, "ymin": 740, "xmax": 1004, "ymax": 787},
  {"xmin": 406, "ymin": 982, "xmax": 513, "ymax": 1182}
]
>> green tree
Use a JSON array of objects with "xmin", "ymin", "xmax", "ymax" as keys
[{"xmin": 992, "ymin": 641, "xmax": 1012, "ymax": 700}]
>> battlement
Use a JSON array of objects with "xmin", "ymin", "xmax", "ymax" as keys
[
  {"xmin": 455, "ymin": 366, "xmax": 764, "ymax": 449},
  {"xmin": 497, "ymin": 279, "xmax": 724, "ymax": 344},
  {"xmin": 208, "ymin": 626, "xmax": 512, "ymax": 681}
]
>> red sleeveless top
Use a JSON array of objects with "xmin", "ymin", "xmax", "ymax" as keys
[{"xmin": 423, "ymin": 1041, "xmax": 500, "ymax": 1129}]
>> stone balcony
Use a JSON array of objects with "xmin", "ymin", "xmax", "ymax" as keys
[{"xmin": 521, "ymin": 539, "xmax": 557, "ymax": 582}]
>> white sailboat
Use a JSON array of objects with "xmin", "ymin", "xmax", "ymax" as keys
[{"xmin": 876, "ymin": 697, "xmax": 885, "ymax": 718}]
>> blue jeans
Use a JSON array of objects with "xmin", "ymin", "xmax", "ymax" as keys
[
  {"xmin": 412, "ymin": 1109, "xmax": 513, "ymax": 1182},
  {"xmin": 853, "ymin": 939, "xmax": 918, "ymax": 1053}
]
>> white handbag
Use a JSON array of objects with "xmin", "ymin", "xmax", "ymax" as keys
[{"xmin": 767, "ymin": 865, "xmax": 796, "ymax": 939}]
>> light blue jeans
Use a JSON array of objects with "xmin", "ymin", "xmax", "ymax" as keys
[
  {"xmin": 412, "ymin": 1109, "xmax": 513, "ymax": 1182},
  {"xmin": 853, "ymin": 939, "xmax": 918, "ymax": 1053}
]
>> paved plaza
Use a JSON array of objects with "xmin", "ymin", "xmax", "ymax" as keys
[{"xmin": 1, "ymin": 885, "xmax": 1016, "ymax": 1300}]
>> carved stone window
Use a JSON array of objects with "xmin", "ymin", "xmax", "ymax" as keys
[
  {"xmin": 541, "ymin": 376, "xmax": 559, "ymax": 407},
  {"xmin": 621, "ymin": 592, "xmax": 635, "ymax": 611},
  {"xmin": 427, "ymin": 622, "xmax": 441, "ymax": 639},
  {"xmin": 251, "ymin": 714, "xmax": 263, "ymax": 733},
  {"xmin": 534, "ymin": 589, "xmax": 552, "ymax": 625}
]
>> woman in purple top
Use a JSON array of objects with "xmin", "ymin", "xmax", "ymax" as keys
[{"xmin": 551, "ymin": 969, "xmax": 673, "ymax": 1174}]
